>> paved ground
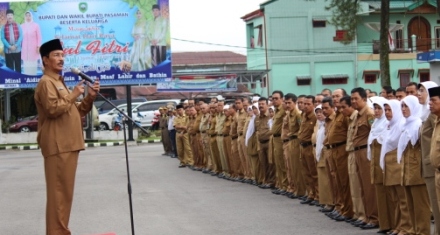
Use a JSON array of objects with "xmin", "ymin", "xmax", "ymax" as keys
[{"xmin": 0, "ymin": 144, "xmax": 378, "ymax": 235}]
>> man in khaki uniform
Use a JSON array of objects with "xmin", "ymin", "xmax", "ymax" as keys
[
  {"xmin": 222, "ymin": 105, "xmax": 232, "ymax": 178},
  {"xmin": 159, "ymin": 107, "xmax": 172, "ymax": 156},
  {"xmin": 284, "ymin": 93, "xmax": 305, "ymax": 198},
  {"xmin": 187, "ymin": 106, "xmax": 199, "ymax": 170},
  {"xmin": 208, "ymin": 103, "xmax": 221, "ymax": 175},
  {"xmin": 199, "ymin": 103, "xmax": 211, "ymax": 173},
  {"xmin": 429, "ymin": 86, "xmax": 440, "ymax": 214},
  {"xmin": 322, "ymin": 94, "xmax": 353, "ymax": 221},
  {"xmin": 235, "ymin": 98, "xmax": 249, "ymax": 181},
  {"xmin": 34, "ymin": 39, "xmax": 100, "ymax": 234},
  {"xmin": 298, "ymin": 95, "xmax": 318, "ymax": 204},
  {"xmin": 271, "ymin": 91, "xmax": 288, "ymax": 195},
  {"xmin": 195, "ymin": 100, "xmax": 205, "ymax": 169},
  {"xmin": 216, "ymin": 101, "xmax": 228, "ymax": 178},
  {"xmin": 340, "ymin": 96, "xmax": 367, "ymax": 226},
  {"xmin": 256, "ymin": 97, "xmax": 275, "ymax": 188},
  {"xmin": 174, "ymin": 104, "xmax": 194, "ymax": 168},
  {"xmin": 351, "ymin": 87, "xmax": 378, "ymax": 229},
  {"xmin": 229, "ymin": 104, "xmax": 243, "ymax": 180}
]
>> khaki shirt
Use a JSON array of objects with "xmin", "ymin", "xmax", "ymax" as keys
[
  {"xmin": 194, "ymin": 111, "xmax": 203, "ymax": 133},
  {"xmin": 199, "ymin": 113, "xmax": 210, "ymax": 133},
  {"xmin": 188, "ymin": 115, "xmax": 197, "ymax": 135},
  {"xmin": 324, "ymin": 110, "xmax": 349, "ymax": 145},
  {"xmin": 298, "ymin": 111, "xmax": 317, "ymax": 143},
  {"xmin": 353, "ymin": 105, "xmax": 374, "ymax": 147},
  {"xmin": 346, "ymin": 110, "xmax": 359, "ymax": 152},
  {"xmin": 430, "ymin": 116, "xmax": 440, "ymax": 169},
  {"xmin": 272, "ymin": 105, "xmax": 286, "ymax": 136},
  {"xmin": 215, "ymin": 113, "xmax": 226, "ymax": 135},
  {"xmin": 421, "ymin": 114, "xmax": 436, "ymax": 178},
  {"xmin": 281, "ymin": 111, "xmax": 290, "ymax": 140},
  {"xmin": 208, "ymin": 113, "xmax": 217, "ymax": 136},
  {"xmin": 34, "ymin": 70, "xmax": 95, "ymax": 156},
  {"xmin": 159, "ymin": 114, "xmax": 168, "ymax": 129},
  {"xmin": 256, "ymin": 111, "xmax": 272, "ymax": 142},
  {"xmin": 230, "ymin": 114, "xmax": 238, "ymax": 137},
  {"xmin": 223, "ymin": 116, "xmax": 232, "ymax": 136},
  {"xmin": 236, "ymin": 109, "xmax": 247, "ymax": 135},
  {"xmin": 288, "ymin": 109, "xmax": 301, "ymax": 137},
  {"xmin": 173, "ymin": 114, "xmax": 188, "ymax": 132}
]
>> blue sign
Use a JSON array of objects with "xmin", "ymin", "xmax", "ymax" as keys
[
  {"xmin": 0, "ymin": 0, "xmax": 171, "ymax": 88},
  {"xmin": 417, "ymin": 51, "xmax": 440, "ymax": 63}
]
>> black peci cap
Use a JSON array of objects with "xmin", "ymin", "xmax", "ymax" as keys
[
  {"xmin": 428, "ymin": 86, "xmax": 440, "ymax": 99},
  {"xmin": 39, "ymin": 39, "xmax": 63, "ymax": 58}
]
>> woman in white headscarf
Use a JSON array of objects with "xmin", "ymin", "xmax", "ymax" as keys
[
  {"xmin": 417, "ymin": 81, "xmax": 440, "ymax": 233},
  {"xmin": 398, "ymin": 95, "xmax": 431, "ymax": 235},
  {"xmin": 381, "ymin": 99, "xmax": 410, "ymax": 235},
  {"xmin": 243, "ymin": 105, "xmax": 255, "ymax": 184},
  {"xmin": 367, "ymin": 97, "xmax": 393, "ymax": 233},
  {"xmin": 312, "ymin": 105, "xmax": 333, "ymax": 210}
]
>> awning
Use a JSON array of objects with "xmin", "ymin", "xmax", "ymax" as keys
[
  {"xmin": 296, "ymin": 75, "xmax": 312, "ymax": 80},
  {"xmin": 417, "ymin": 68, "xmax": 430, "ymax": 77},
  {"xmin": 362, "ymin": 70, "xmax": 380, "ymax": 79},
  {"xmin": 321, "ymin": 74, "xmax": 349, "ymax": 79},
  {"xmin": 397, "ymin": 69, "xmax": 414, "ymax": 78}
]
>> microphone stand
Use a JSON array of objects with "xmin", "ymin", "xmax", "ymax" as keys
[{"xmin": 85, "ymin": 82, "xmax": 141, "ymax": 235}]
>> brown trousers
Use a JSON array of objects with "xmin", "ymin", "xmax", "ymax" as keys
[
  {"xmin": 300, "ymin": 144, "xmax": 318, "ymax": 200},
  {"xmin": 196, "ymin": 133, "xmax": 204, "ymax": 168},
  {"xmin": 201, "ymin": 133, "xmax": 211, "ymax": 170},
  {"xmin": 250, "ymin": 154, "xmax": 260, "ymax": 183},
  {"xmin": 190, "ymin": 134, "xmax": 200, "ymax": 167},
  {"xmin": 317, "ymin": 148, "xmax": 333, "ymax": 206},
  {"xmin": 273, "ymin": 137, "xmax": 287, "ymax": 190},
  {"xmin": 259, "ymin": 141, "xmax": 275, "ymax": 185},
  {"xmin": 291, "ymin": 139, "xmax": 306, "ymax": 196},
  {"xmin": 355, "ymin": 148, "xmax": 378, "ymax": 224},
  {"xmin": 217, "ymin": 136, "xmax": 228, "ymax": 174},
  {"xmin": 231, "ymin": 137, "xmax": 242, "ymax": 177},
  {"xmin": 209, "ymin": 136, "xmax": 221, "ymax": 173},
  {"xmin": 238, "ymin": 136, "xmax": 251, "ymax": 178},
  {"xmin": 176, "ymin": 132, "xmax": 194, "ymax": 165},
  {"xmin": 388, "ymin": 185, "xmax": 412, "ymax": 234},
  {"xmin": 375, "ymin": 184, "xmax": 393, "ymax": 230},
  {"xmin": 223, "ymin": 136, "xmax": 233, "ymax": 176},
  {"xmin": 161, "ymin": 128, "xmax": 172, "ymax": 154},
  {"xmin": 284, "ymin": 140, "xmax": 295, "ymax": 193},
  {"xmin": 348, "ymin": 151, "xmax": 366, "ymax": 221},
  {"xmin": 405, "ymin": 184, "xmax": 431, "ymax": 235},
  {"xmin": 45, "ymin": 151, "xmax": 79, "ymax": 235},
  {"xmin": 425, "ymin": 176, "xmax": 440, "ymax": 235}
]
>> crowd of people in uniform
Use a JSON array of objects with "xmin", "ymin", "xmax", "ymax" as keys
[{"xmin": 155, "ymin": 82, "xmax": 440, "ymax": 235}]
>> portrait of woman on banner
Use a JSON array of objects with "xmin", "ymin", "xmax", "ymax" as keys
[
  {"xmin": 21, "ymin": 11, "xmax": 42, "ymax": 75},
  {"xmin": 129, "ymin": 9, "xmax": 151, "ymax": 71}
]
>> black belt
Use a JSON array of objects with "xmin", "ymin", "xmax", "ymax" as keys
[
  {"xmin": 161, "ymin": 127, "xmax": 165, "ymax": 129},
  {"xmin": 210, "ymin": 134, "xmax": 217, "ymax": 137},
  {"xmin": 313, "ymin": 144, "xmax": 316, "ymax": 147},
  {"xmin": 201, "ymin": 131, "xmax": 206, "ymax": 133},
  {"xmin": 300, "ymin": 141, "xmax": 313, "ymax": 147},
  {"xmin": 284, "ymin": 135, "xmax": 298, "ymax": 143},
  {"xmin": 190, "ymin": 133, "xmax": 196, "ymax": 136},
  {"xmin": 283, "ymin": 139, "xmax": 290, "ymax": 143},
  {"xmin": 232, "ymin": 136, "xmax": 238, "ymax": 140},
  {"xmin": 353, "ymin": 144, "xmax": 368, "ymax": 151},
  {"xmin": 223, "ymin": 134, "xmax": 229, "ymax": 137},
  {"xmin": 325, "ymin": 141, "xmax": 346, "ymax": 149},
  {"xmin": 259, "ymin": 139, "xmax": 269, "ymax": 144},
  {"xmin": 273, "ymin": 134, "xmax": 281, "ymax": 137},
  {"xmin": 238, "ymin": 132, "xmax": 243, "ymax": 136}
]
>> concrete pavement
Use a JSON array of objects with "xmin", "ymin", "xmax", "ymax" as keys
[{"xmin": 1, "ymin": 144, "xmax": 377, "ymax": 235}]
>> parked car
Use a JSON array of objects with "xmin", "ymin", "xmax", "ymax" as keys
[
  {"xmin": 132, "ymin": 99, "xmax": 180, "ymax": 127},
  {"xmin": 98, "ymin": 102, "xmax": 144, "ymax": 131},
  {"xmin": 95, "ymin": 98, "xmax": 147, "ymax": 114}
]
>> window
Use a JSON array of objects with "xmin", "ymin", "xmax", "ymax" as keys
[
  {"xmin": 256, "ymin": 25, "xmax": 263, "ymax": 47},
  {"xmin": 395, "ymin": 29, "xmax": 403, "ymax": 49},
  {"xmin": 247, "ymin": 23, "xmax": 254, "ymax": 49},
  {"xmin": 251, "ymin": 83, "xmax": 256, "ymax": 89},
  {"xmin": 322, "ymin": 74, "xmax": 348, "ymax": 85},
  {"xmin": 435, "ymin": 27, "xmax": 440, "ymax": 48},
  {"xmin": 333, "ymin": 30, "xmax": 348, "ymax": 42},
  {"xmin": 261, "ymin": 76, "xmax": 267, "ymax": 88},
  {"xmin": 362, "ymin": 70, "xmax": 379, "ymax": 84},
  {"xmin": 312, "ymin": 19, "xmax": 326, "ymax": 28},
  {"xmin": 398, "ymin": 69, "xmax": 414, "ymax": 87},
  {"xmin": 296, "ymin": 76, "xmax": 311, "ymax": 86},
  {"xmin": 418, "ymin": 68, "xmax": 430, "ymax": 82}
]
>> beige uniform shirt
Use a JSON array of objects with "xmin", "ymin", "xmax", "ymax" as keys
[
  {"xmin": 298, "ymin": 111, "xmax": 317, "ymax": 143},
  {"xmin": 353, "ymin": 105, "xmax": 374, "ymax": 147},
  {"xmin": 215, "ymin": 113, "xmax": 226, "ymax": 135},
  {"xmin": 272, "ymin": 105, "xmax": 286, "ymax": 137},
  {"xmin": 324, "ymin": 110, "xmax": 349, "ymax": 145},
  {"xmin": 346, "ymin": 110, "xmax": 359, "ymax": 152},
  {"xmin": 200, "ymin": 113, "xmax": 210, "ymax": 134},
  {"xmin": 430, "ymin": 116, "xmax": 440, "ymax": 169},
  {"xmin": 236, "ymin": 109, "xmax": 247, "ymax": 136}
]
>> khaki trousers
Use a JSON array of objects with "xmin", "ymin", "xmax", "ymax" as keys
[
  {"xmin": 250, "ymin": 154, "xmax": 260, "ymax": 183},
  {"xmin": 209, "ymin": 136, "xmax": 221, "ymax": 173},
  {"xmin": 231, "ymin": 137, "xmax": 242, "ymax": 177},
  {"xmin": 190, "ymin": 134, "xmax": 199, "ymax": 167},
  {"xmin": 201, "ymin": 133, "xmax": 211, "ymax": 170},
  {"xmin": 355, "ymin": 148, "xmax": 378, "ymax": 224},
  {"xmin": 375, "ymin": 184, "xmax": 393, "ymax": 230},
  {"xmin": 317, "ymin": 148, "xmax": 333, "ymax": 206},
  {"xmin": 300, "ymin": 144, "xmax": 318, "ymax": 200},
  {"xmin": 238, "ymin": 135, "xmax": 251, "ymax": 179},
  {"xmin": 425, "ymin": 176, "xmax": 440, "ymax": 235},
  {"xmin": 291, "ymin": 139, "xmax": 306, "ymax": 196},
  {"xmin": 284, "ymin": 140, "xmax": 294, "ymax": 193},
  {"xmin": 196, "ymin": 133, "xmax": 204, "ymax": 168},
  {"xmin": 223, "ymin": 136, "xmax": 233, "ymax": 176},
  {"xmin": 217, "ymin": 136, "xmax": 228, "ymax": 174},
  {"xmin": 176, "ymin": 132, "xmax": 194, "ymax": 165},
  {"xmin": 329, "ymin": 145, "xmax": 353, "ymax": 217},
  {"xmin": 388, "ymin": 185, "xmax": 412, "ymax": 234},
  {"xmin": 405, "ymin": 184, "xmax": 431, "ymax": 235},
  {"xmin": 259, "ymin": 141, "xmax": 275, "ymax": 185},
  {"xmin": 348, "ymin": 151, "xmax": 366, "ymax": 222},
  {"xmin": 161, "ymin": 128, "xmax": 172, "ymax": 153},
  {"xmin": 273, "ymin": 137, "xmax": 287, "ymax": 190},
  {"xmin": 45, "ymin": 151, "xmax": 79, "ymax": 235}
]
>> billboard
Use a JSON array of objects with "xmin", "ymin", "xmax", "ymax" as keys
[
  {"xmin": 157, "ymin": 74, "xmax": 238, "ymax": 92},
  {"xmin": 0, "ymin": 0, "xmax": 171, "ymax": 89}
]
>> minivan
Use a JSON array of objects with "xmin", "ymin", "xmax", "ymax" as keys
[{"xmin": 133, "ymin": 99, "xmax": 180, "ymax": 127}]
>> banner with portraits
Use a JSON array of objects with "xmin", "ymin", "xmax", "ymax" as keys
[
  {"xmin": 157, "ymin": 74, "xmax": 238, "ymax": 92},
  {"xmin": 0, "ymin": 0, "xmax": 171, "ymax": 89}
]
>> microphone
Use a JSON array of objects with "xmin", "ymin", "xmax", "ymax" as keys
[{"xmin": 71, "ymin": 68, "xmax": 94, "ymax": 83}]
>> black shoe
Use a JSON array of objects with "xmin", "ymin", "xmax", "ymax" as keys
[
  {"xmin": 360, "ymin": 223, "xmax": 379, "ymax": 230},
  {"xmin": 279, "ymin": 190, "xmax": 287, "ymax": 195},
  {"xmin": 300, "ymin": 198, "xmax": 313, "ymax": 204},
  {"xmin": 320, "ymin": 207, "xmax": 334, "ymax": 213},
  {"xmin": 352, "ymin": 220, "xmax": 367, "ymax": 227},
  {"xmin": 376, "ymin": 229, "xmax": 391, "ymax": 234},
  {"xmin": 202, "ymin": 169, "xmax": 209, "ymax": 173},
  {"xmin": 210, "ymin": 172, "xmax": 218, "ymax": 176},
  {"xmin": 334, "ymin": 215, "xmax": 351, "ymax": 222},
  {"xmin": 252, "ymin": 180, "xmax": 257, "ymax": 186},
  {"xmin": 299, "ymin": 196, "xmax": 308, "ymax": 201},
  {"xmin": 325, "ymin": 210, "xmax": 338, "ymax": 217},
  {"xmin": 272, "ymin": 189, "xmax": 281, "ymax": 195},
  {"xmin": 288, "ymin": 193, "xmax": 298, "ymax": 199},
  {"xmin": 178, "ymin": 164, "xmax": 186, "ymax": 168},
  {"xmin": 309, "ymin": 200, "xmax": 319, "ymax": 206},
  {"xmin": 217, "ymin": 173, "xmax": 225, "ymax": 178},
  {"xmin": 329, "ymin": 212, "xmax": 341, "ymax": 219}
]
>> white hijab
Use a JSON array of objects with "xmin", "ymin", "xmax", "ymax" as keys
[
  {"xmin": 380, "ymin": 100, "xmax": 404, "ymax": 169},
  {"xmin": 268, "ymin": 106, "xmax": 274, "ymax": 129},
  {"xmin": 397, "ymin": 95, "xmax": 422, "ymax": 163},
  {"xmin": 367, "ymin": 97, "xmax": 389, "ymax": 160},
  {"xmin": 314, "ymin": 105, "xmax": 325, "ymax": 162},
  {"xmin": 245, "ymin": 104, "xmax": 258, "ymax": 146},
  {"xmin": 419, "ymin": 81, "xmax": 438, "ymax": 121}
]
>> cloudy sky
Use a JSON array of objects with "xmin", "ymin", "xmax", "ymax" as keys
[{"xmin": 169, "ymin": 0, "xmax": 263, "ymax": 54}]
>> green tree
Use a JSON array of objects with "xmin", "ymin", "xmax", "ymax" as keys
[
  {"xmin": 379, "ymin": 0, "xmax": 390, "ymax": 86},
  {"xmin": 325, "ymin": 0, "xmax": 359, "ymax": 45},
  {"xmin": 9, "ymin": 1, "xmax": 45, "ymax": 24}
]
